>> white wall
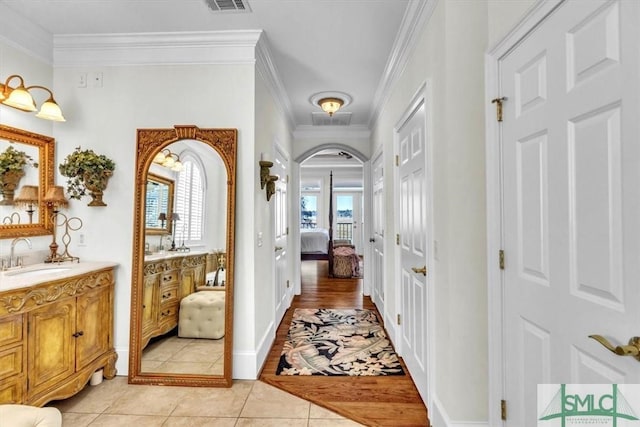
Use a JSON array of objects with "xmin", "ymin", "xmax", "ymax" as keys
[
  {"xmin": 370, "ymin": 0, "xmax": 535, "ymax": 423},
  {"xmin": 252, "ymin": 65, "xmax": 294, "ymax": 373}
]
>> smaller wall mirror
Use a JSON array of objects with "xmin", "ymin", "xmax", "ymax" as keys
[
  {"xmin": 145, "ymin": 173, "xmax": 174, "ymax": 235},
  {"xmin": 0, "ymin": 124, "xmax": 54, "ymax": 238}
]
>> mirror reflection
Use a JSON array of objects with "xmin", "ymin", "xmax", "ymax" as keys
[
  {"xmin": 0, "ymin": 124, "xmax": 54, "ymax": 238},
  {"xmin": 129, "ymin": 126, "xmax": 236, "ymax": 387},
  {"xmin": 145, "ymin": 173, "xmax": 174, "ymax": 236}
]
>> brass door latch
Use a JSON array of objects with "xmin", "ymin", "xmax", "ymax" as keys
[
  {"xmin": 589, "ymin": 335, "xmax": 640, "ymax": 361},
  {"xmin": 411, "ymin": 266, "xmax": 427, "ymax": 276}
]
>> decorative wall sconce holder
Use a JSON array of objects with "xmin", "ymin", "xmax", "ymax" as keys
[{"xmin": 259, "ymin": 160, "xmax": 279, "ymax": 201}]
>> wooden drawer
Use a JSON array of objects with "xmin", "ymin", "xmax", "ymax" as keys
[
  {"xmin": 0, "ymin": 345, "xmax": 23, "ymax": 381},
  {"xmin": 0, "ymin": 314, "xmax": 23, "ymax": 347},
  {"xmin": 161, "ymin": 271, "xmax": 179, "ymax": 285},
  {"xmin": 0, "ymin": 374, "xmax": 24, "ymax": 404},
  {"xmin": 160, "ymin": 285, "xmax": 178, "ymax": 305},
  {"xmin": 158, "ymin": 302, "xmax": 179, "ymax": 331}
]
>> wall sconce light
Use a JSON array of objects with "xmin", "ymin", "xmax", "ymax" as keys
[
  {"xmin": 153, "ymin": 148, "xmax": 183, "ymax": 172},
  {"xmin": 13, "ymin": 185, "xmax": 39, "ymax": 223},
  {"xmin": 259, "ymin": 155, "xmax": 279, "ymax": 201},
  {"xmin": 318, "ymin": 97, "xmax": 344, "ymax": 117},
  {"xmin": 0, "ymin": 74, "xmax": 66, "ymax": 122}
]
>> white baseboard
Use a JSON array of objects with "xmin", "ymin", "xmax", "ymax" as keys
[
  {"xmin": 431, "ymin": 395, "xmax": 489, "ymax": 427},
  {"xmin": 115, "ymin": 347, "xmax": 128, "ymax": 376},
  {"xmin": 233, "ymin": 320, "xmax": 276, "ymax": 379}
]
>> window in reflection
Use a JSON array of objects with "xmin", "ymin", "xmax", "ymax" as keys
[{"xmin": 175, "ymin": 155, "xmax": 205, "ymax": 244}]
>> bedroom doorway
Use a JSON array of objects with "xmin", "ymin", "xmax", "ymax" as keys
[{"xmin": 333, "ymin": 192, "xmax": 363, "ymax": 254}]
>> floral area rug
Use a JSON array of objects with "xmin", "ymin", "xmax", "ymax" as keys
[{"xmin": 276, "ymin": 308, "xmax": 405, "ymax": 376}]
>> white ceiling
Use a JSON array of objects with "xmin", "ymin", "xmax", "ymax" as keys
[{"xmin": 1, "ymin": 0, "xmax": 415, "ymax": 130}]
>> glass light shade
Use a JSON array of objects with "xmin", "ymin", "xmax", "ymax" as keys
[
  {"xmin": 171, "ymin": 161, "xmax": 183, "ymax": 172},
  {"xmin": 162, "ymin": 156, "xmax": 175, "ymax": 168},
  {"xmin": 35, "ymin": 99, "xmax": 66, "ymax": 122},
  {"xmin": 318, "ymin": 97, "xmax": 344, "ymax": 117},
  {"xmin": 3, "ymin": 86, "xmax": 37, "ymax": 112},
  {"xmin": 153, "ymin": 151, "xmax": 166, "ymax": 164}
]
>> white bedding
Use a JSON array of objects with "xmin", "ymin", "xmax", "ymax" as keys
[{"xmin": 300, "ymin": 228, "xmax": 329, "ymax": 253}]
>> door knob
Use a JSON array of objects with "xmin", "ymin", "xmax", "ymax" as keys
[
  {"xmin": 411, "ymin": 266, "xmax": 427, "ymax": 276},
  {"xmin": 369, "ymin": 238, "xmax": 375, "ymax": 242},
  {"xmin": 589, "ymin": 335, "xmax": 640, "ymax": 361}
]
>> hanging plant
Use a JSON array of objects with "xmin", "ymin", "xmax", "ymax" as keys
[
  {"xmin": 59, "ymin": 146, "xmax": 116, "ymax": 206},
  {"xmin": 0, "ymin": 146, "xmax": 38, "ymax": 205}
]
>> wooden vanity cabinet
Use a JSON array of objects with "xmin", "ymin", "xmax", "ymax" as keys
[
  {"xmin": 141, "ymin": 254, "xmax": 206, "ymax": 349},
  {"xmin": 0, "ymin": 266, "xmax": 117, "ymax": 407}
]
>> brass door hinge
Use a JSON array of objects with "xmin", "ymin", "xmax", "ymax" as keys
[
  {"xmin": 286, "ymin": 280, "xmax": 290, "ymax": 288},
  {"xmin": 491, "ymin": 97, "xmax": 507, "ymax": 122},
  {"xmin": 286, "ymin": 227, "xmax": 289, "ymax": 235},
  {"xmin": 501, "ymin": 399, "xmax": 507, "ymax": 420},
  {"xmin": 396, "ymin": 234, "xmax": 400, "ymax": 245},
  {"xmin": 395, "ymin": 155, "xmax": 399, "ymax": 166},
  {"xmin": 397, "ymin": 314, "xmax": 401, "ymax": 325},
  {"xmin": 499, "ymin": 250, "xmax": 505, "ymax": 270}
]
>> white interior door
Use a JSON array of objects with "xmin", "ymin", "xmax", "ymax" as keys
[
  {"xmin": 372, "ymin": 151, "xmax": 385, "ymax": 311},
  {"xmin": 274, "ymin": 148, "xmax": 290, "ymax": 324},
  {"xmin": 498, "ymin": 1, "xmax": 640, "ymax": 425},
  {"xmin": 397, "ymin": 98, "xmax": 430, "ymax": 403}
]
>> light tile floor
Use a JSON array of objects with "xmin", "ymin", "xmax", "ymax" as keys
[
  {"xmin": 141, "ymin": 335, "xmax": 224, "ymax": 375},
  {"xmin": 49, "ymin": 377, "xmax": 364, "ymax": 426}
]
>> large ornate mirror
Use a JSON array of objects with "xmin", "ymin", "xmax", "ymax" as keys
[
  {"xmin": 0, "ymin": 124, "xmax": 54, "ymax": 238},
  {"xmin": 129, "ymin": 125, "xmax": 236, "ymax": 387}
]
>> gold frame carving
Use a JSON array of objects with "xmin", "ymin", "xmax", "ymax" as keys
[
  {"xmin": 0, "ymin": 124, "xmax": 55, "ymax": 238},
  {"xmin": 129, "ymin": 125, "xmax": 236, "ymax": 387}
]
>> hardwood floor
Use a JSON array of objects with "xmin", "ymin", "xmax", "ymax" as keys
[{"xmin": 260, "ymin": 260, "xmax": 429, "ymax": 427}]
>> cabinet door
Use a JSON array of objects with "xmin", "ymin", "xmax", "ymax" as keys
[
  {"xmin": 28, "ymin": 300, "xmax": 75, "ymax": 397},
  {"xmin": 180, "ymin": 267, "xmax": 196, "ymax": 299},
  {"xmin": 76, "ymin": 286, "xmax": 111, "ymax": 369},
  {"xmin": 142, "ymin": 273, "xmax": 160, "ymax": 339}
]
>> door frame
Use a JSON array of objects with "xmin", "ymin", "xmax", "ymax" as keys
[
  {"xmin": 485, "ymin": 1, "xmax": 564, "ymax": 425},
  {"xmin": 393, "ymin": 80, "xmax": 435, "ymax": 408}
]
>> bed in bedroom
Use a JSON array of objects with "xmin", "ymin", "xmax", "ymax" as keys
[{"xmin": 300, "ymin": 172, "xmax": 360, "ymax": 278}]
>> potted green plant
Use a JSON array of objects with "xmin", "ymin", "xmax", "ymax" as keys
[
  {"xmin": 0, "ymin": 145, "xmax": 38, "ymax": 205},
  {"xmin": 59, "ymin": 146, "xmax": 116, "ymax": 206}
]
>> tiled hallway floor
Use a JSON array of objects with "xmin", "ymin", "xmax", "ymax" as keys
[{"xmin": 49, "ymin": 376, "xmax": 364, "ymax": 426}]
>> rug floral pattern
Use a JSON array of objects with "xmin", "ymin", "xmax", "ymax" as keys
[{"xmin": 276, "ymin": 308, "xmax": 405, "ymax": 376}]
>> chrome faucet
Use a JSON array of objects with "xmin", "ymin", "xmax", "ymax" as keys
[{"xmin": 7, "ymin": 237, "xmax": 32, "ymax": 269}]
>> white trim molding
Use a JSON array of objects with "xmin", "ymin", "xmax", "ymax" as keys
[
  {"xmin": 53, "ymin": 30, "xmax": 263, "ymax": 67},
  {"xmin": 485, "ymin": 1, "xmax": 564, "ymax": 426},
  {"xmin": 0, "ymin": 2, "xmax": 53, "ymax": 64},
  {"xmin": 432, "ymin": 394, "xmax": 490, "ymax": 427}
]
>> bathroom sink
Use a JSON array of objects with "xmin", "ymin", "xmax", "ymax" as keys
[{"xmin": 4, "ymin": 266, "xmax": 72, "ymax": 277}]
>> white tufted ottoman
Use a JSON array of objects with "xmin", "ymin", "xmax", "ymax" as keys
[{"xmin": 178, "ymin": 291, "xmax": 225, "ymax": 339}]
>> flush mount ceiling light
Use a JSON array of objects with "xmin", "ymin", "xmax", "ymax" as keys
[
  {"xmin": 310, "ymin": 91, "xmax": 352, "ymax": 117},
  {"xmin": 0, "ymin": 74, "xmax": 66, "ymax": 122}
]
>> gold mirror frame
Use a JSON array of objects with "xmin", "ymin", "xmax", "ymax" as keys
[
  {"xmin": 145, "ymin": 173, "xmax": 174, "ymax": 236},
  {"xmin": 129, "ymin": 125, "xmax": 237, "ymax": 387},
  {"xmin": 0, "ymin": 124, "xmax": 54, "ymax": 238}
]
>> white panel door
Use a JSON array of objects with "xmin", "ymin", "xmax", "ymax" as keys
[
  {"xmin": 398, "ymin": 100, "xmax": 429, "ymax": 402},
  {"xmin": 372, "ymin": 151, "xmax": 385, "ymax": 310},
  {"xmin": 274, "ymin": 149, "xmax": 289, "ymax": 325},
  {"xmin": 499, "ymin": 1, "xmax": 640, "ymax": 425}
]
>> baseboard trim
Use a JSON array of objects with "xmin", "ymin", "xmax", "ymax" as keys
[
  {"xmin": 233, "ymin": 320, "xmax": 276, "ymax": 379},
  {"xmin": 115, "ymin": 347, "xmax": 129, "ymax": 376},
  {"xmin": 431, "ymin": 395, "xmax": 489, "ymax": 427}
]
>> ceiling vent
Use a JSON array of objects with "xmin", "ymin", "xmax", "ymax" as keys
[
  {"xmin": 311, "ymin": 112, "xmax": 352, "ymax": 126},
  {"xmin": 204, "ymin": 0, "xmax": 251, "ymax": 13}
]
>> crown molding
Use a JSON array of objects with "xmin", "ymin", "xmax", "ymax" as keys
[
  {"xmin": 293, "ymin": 125, "xmax": 371, "ymax": 140},
  {"xmin": 368, "ymin": 0, "xmax": 438, "ymax": 128},
  {"xmin": 255, "ymin": 34, "xmax": 295, "ymax": 131},
  {"xmin": 53, "ymin": 30, "xmax": 263, "ymax": 67},
  {"xmin": 0, "ymin": 3, "xmax": 53, "ymax": 64}
]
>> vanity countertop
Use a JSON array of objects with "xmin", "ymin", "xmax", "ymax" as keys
[
  {"xmin": 144, "ymin": 250, "xmax": 207, "ymax": 262},
  {"xmin": 0, "ymin": 261, "xmax": 118, "ymax": 292}
]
